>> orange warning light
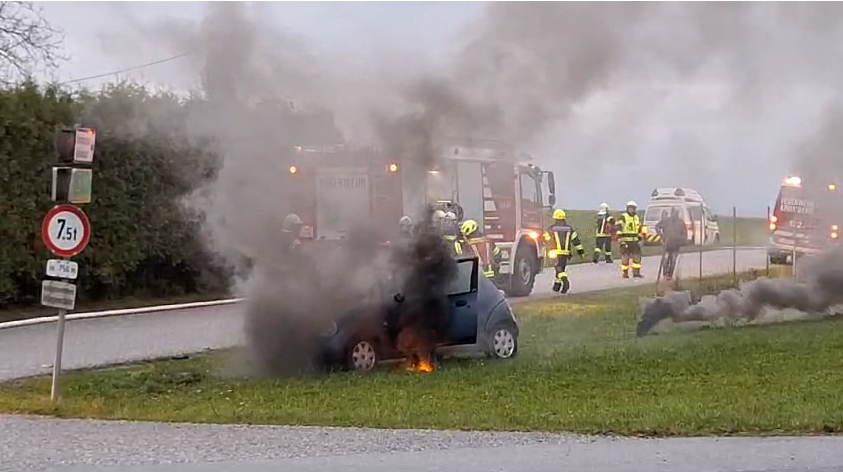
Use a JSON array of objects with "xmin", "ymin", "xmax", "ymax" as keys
[
  {"xmin": 388, "ymin": 163, "xmax": 398, "ymax": 172},
  {"xmin": 289, "ymin": 166, "xmax": 297, "ymax": 174}
]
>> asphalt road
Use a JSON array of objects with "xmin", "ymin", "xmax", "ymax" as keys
[
  {"xmin": 0, "ymin": 248, "xmax": 767, "ymax": 382},
  {"xmin": 0, "ymin": 415, "xmax": 837, "ymax": 472}
]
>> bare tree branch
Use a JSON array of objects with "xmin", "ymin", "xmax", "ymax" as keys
[{"xmin": 0, "ymin": 1, "xmax": 66, "ymax": 84}]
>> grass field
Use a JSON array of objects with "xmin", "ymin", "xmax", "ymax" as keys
[
  {"xmin": 563, "ymin": 210, "xmax": 768, "ymax": 266},
  {"xmin": 4, "ymin": 267, "xmax": 840, "ymax": 437}
]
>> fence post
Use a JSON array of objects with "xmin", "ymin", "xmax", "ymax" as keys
[
  {"xmin": 732, "ymin": 205, "xmax": 737, "ymax": 287},
  {"xmin": 766, "ymin": 205, "xmax": 770, "ymax": 277},
  {"xmin": 698, "ymin": 203, "xmax": 704, "ymax": 280}
]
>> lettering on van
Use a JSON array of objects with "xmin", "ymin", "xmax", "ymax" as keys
[
  {"xmin": 319, "ymin": 177, "xmax": 367, "ymax": 189},
  {"xmin": 779, "ymin": 197, "xmax": 816, "ymax": 215}
]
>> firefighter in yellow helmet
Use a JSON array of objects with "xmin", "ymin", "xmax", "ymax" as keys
[
  {"xmin": 615, "ymin": 200, "xmax": 644, "ymax": 278},
  {"xmin": 593, "ymin": 203, "xmax": 615, "ymax": 264},
  {"xmin": 543, "ymin": 209, "xmax": 585, "ymax": 293},
  {"xmin": 460, "ymin": 219, "xmax": 502, "ymax": 278}
]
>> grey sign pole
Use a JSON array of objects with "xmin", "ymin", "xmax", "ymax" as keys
[{"xmin": 50, "ymin": 271, "xmax": 68, "ymax": 404}]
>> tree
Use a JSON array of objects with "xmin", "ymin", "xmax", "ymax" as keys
[{"xmin": 0, "ymin": 1, "xmax": 65, "ymax": 84}]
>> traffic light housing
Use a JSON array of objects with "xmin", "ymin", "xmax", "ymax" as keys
[
  {"xmin": 51, "ymin": 126, "xmax": 96, "ymax": 203},
  {"xmin": 51, "ymin": 167, "xmax": 93, "ymax": 204},
  {"xmin": 55, "ymin": 127, "xmax": 96, "ymax": 164}
]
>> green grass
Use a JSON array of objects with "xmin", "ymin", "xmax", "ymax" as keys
[
  {"xmin": 562, "ymin": 210, "xmax": 767, "ymax": 267},
  {"xmin": 0, "ymin": 291, "xmax": 230, "ymax": 323},
  {"xmin": 4, "ymin": 267, "xmax": 840, "ymax": 436}
]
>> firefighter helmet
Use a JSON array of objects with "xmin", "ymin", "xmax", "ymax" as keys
[
  {"xmin": 399, "ymin": 215, "xmax": 413, "ymax": 228},
  {"xmin": 599, "ymin": 203, "xmax": 609, "ymax": 211},
  {"xmin": 444, "ymin": 211, "xmax": 457, "ymax": 223},
  {"xmin": 282, "ymin": 213, "xmax": 302, "ymax": 231},
  {"xmin": 432, "ymin": 209, "xmax": 446, "ymax": 222},
  {"xmin": 552, "ymin": 209, "xmax": 566, "ymax": 220},
  {"xmin": 460, "ymin": 219, "xmax": 479, "ymax": 236},
  {"xmin": 626, "ymin": 200, "xmax": 638, "ymax": 208}
]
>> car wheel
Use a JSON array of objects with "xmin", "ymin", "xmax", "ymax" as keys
[
  {"xmin": 345, "ymin": 339, "xmax": 379, "ymax": 371},
  {"xmin": 507, "ymin": 245, "xmax": 536, "ymax": 297},
  {"xmin": 486, "ymin": 323, "xmax": 518, "ymax": 359}
]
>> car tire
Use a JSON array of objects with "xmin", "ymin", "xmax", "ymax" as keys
[
  {"xmin": 345, "ymin": 338, "xmax": 380, "ymax": 372},
  {"xmin": 507, "ymin": 244, "xmax": 536, "ymax": 297},
  {"xmin": 485, "ymin": 323, "xmax": 519, "ymax": 359}
]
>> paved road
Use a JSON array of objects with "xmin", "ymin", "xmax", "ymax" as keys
[
  {"xmin": 0, "ymin": 415, "xmax": 837, "ymax": 472},
  {"xmin": 0, "ymin": 248, "xmax": 767, "ymax": 382}
]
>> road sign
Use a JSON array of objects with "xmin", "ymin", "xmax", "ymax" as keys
[
  {"xmin": 51, "ymin": 168, "xmax": 93, "ymax": 203},
  {"xmin": 41, "ymin": 280, "xmax": 77, "ymax": 310},
  {"xmin": 46, "ymin": 259, "xmax": 79, "ymax": 280},
  {"xmin": 56, "ymin": 127, "xmax": 96, "ymax": 164},
  {"xmin": 41, "ymin": 204, "xmax": 91, "ymax": 257}
]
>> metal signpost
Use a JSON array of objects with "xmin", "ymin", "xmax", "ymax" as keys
[{"xmin": 42, "ymin": 126, "xmax": 96, "ymax": 403}]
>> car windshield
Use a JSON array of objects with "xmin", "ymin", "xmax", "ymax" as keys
[{"xmin": 645, "ymin": 205, "xmax": 680, "ymax": 222}]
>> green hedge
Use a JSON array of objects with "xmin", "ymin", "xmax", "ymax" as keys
[{"xmin": 0, "ymin": 82, "xmax": 227, "ymax": 307}]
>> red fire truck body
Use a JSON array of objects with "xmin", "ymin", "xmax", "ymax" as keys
[
  {"xmin": 283, "ymin": 139, "xmax": 557, "ymax": 297},
  {"xmin": 767, "ymin": 175, "xmax": 840, "ymax": 264}
]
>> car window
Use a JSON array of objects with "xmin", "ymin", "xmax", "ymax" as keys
[
  {"xmin": 705, "ymin": 207, "xmax": 717, "ymax": 222},
  {"xmin": 447, "ymin": 259, "xmax": 475, "ymax": 295},
  {"xmin": 644, "ymin": 205, "xmax": 680, "ymax": 222},
  {"xmin": 688, "ymin": 206, "xmax": 703, "ymax": 221}
]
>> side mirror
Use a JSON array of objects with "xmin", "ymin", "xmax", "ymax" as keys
[
  {"xmin": 548, "ymin": 194, "xmax": 556, "ymax": 206},
  {"xmin": 546, "ymin": 172, "xmax": 556, "ymax": 194}
]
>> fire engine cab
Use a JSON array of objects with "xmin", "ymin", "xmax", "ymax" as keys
[
  {"xmin": 283, "ymin": 138, "xmax": 557, "ymax": 297},
  {"xmin": 768, "ymin": 175, "xmax": 840, "ymax": 264}
]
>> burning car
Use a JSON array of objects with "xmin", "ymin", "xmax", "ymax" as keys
[{"xmin": 318, "ymin": 256, "xmax": 520, "ymax": 371}]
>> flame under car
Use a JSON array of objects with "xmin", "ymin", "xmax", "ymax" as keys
[{"xmin": 317, "ymin": 256, "xmax": 520, "ymax": 371}]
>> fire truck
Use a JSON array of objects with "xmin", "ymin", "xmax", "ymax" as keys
[
  {"xmin": 282, "ymin": 138, "xmax": 557, "ymax": 297},
  {"xmin": 767, "ymin": 174, "xmax": 841, "ymax": 265}
]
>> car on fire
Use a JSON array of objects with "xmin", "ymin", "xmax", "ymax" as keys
[{"xmin": 317, "ymin": 256, "xmax": 520, "ymax": 371}]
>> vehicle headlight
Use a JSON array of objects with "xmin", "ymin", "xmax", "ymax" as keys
[{"xmin": 321, "ymin": 321, "xmax": 338, "ymax": 337}]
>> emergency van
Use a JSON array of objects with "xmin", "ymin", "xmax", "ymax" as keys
[
  {"xmin": 767, "ymin": 175, "xmax": 840, "ymax": 264},
  {"xmin": 282, "ymin": 137, "xmax": 557, "ymax": 297},
  {"xmin": 641, "ymin": 188, "xmax": 721, "ymax": 246}
]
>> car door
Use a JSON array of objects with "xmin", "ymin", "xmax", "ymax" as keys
[{"xmin": 444, "ymin": 257, "xmax": 479, "ymax": 345}]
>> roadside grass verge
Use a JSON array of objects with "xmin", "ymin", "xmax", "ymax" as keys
[{"xmin": 4, "ymin": 267, "xmax": 839, "ymax": 436}]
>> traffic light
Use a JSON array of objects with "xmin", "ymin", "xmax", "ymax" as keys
[
  {"xmin": 51, "ymin": 126, "xmax": 96, "ymax": 203},
  {"xmin": 55, "ymin": 128, "xmax": 96, "ymax": 164},
  {"xmin": 51, "ymin": 167, "xmax": 93, "ymax": 204}
]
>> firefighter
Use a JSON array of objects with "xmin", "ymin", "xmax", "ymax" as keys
[
  {"xmin": 280, "ymin": 212, "xmax": 303, "ymax": 258},
  {"xmin": 442, "ymin": 211, "xmax": 464, "ymax": 256},
  {"xmin": 616, "ymin": 201, "xmax": 644, "ymax": 278},
  {"xmin": 398, "ymin": 215, "xmax": 414, "ymax": 240},
  {"xmin": 543, "ymin": 209, "xmax": 585, "ymax": 293},
  {"xmin": 655, "ymin": 207, "xmax": 686, "ymax": 281},
  {"xmin": 593, "ymin": 202, "xmax": 615, "ymax": 264},
  {"xmin": 460, "ymin": 219, "xmax": 502, "ymax": 278}
]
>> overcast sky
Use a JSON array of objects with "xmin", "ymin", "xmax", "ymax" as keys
[{"xmin": 38, "ymin": 1, "xmax": 839, "ymax": 217}]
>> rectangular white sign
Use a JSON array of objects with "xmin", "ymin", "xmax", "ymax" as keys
[
  {"xmin": 46, "ymin": 259, "xmax": 79, "ymax": 280},
  {"xmin": 41, "ymin": 280, "xmax": 77, "ymax": 310},
  {"xmin": 73, "ymin": 128, "xmax": 96, "ymax": 164}
]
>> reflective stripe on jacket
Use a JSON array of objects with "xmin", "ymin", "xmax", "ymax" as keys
[
  {"xmin": 616, "ymin": 213, "xmax": 642, "ymax": 242},
  {"xmin": 595, "ymin": 212, "xmax": 615, "ymax": 237},
  {"xmin": 543, "ymin": 223, "xmax": 584, "ymax": 256}
]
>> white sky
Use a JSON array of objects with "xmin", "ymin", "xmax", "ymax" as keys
[{"xmin": 36, "ymin": 1, "xmax": 831, "ymax": 217}]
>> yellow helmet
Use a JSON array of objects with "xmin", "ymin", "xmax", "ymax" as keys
[
  {"xmin": 460, "ymin": 219, "xmax": 479, "ymax": 236},
  {"xmin": 552, "ymin": 209, "xmax": 566, "ymax": 220}
]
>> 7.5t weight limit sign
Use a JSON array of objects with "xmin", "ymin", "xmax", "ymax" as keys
[{"xmin": 41, "ymin": 204, "xmax": 91, "ymax": 257}]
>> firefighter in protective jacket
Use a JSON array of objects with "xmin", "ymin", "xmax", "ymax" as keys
[
  {"xmin": 460, "ymin": 219, "xmax": 502, "ymax": 278},
  {"xmin": 543, "ymin": 209, "xmax": 585, "ymax": 293},
  {"xmin": 615, "ymin": 201, "xmax": 644, "ymax": 278},
  {"xmin": 593, "ymin": 202, "xmax": 615, "ymax": 264},
  {"xmin": 442, "ymin": 211, "xmax": 464, "ymax": 256}
]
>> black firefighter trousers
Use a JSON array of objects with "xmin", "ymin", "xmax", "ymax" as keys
[
  {"xmin": 661, "ymin": 243, "xmax": 681, "ymax": 279},
  {"xmin": 552, "ymin": 255, "xmax": 571, "ymax": 294},
  {"xmin": 593, "ymin": 236, "xmax": 613, "ymax": 263}
]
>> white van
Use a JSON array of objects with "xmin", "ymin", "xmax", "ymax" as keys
[{"xmin": 641, "ymin": 188, "xmax": 721, "ymax": 246}]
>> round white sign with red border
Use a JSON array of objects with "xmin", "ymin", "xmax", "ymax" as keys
[{"xmin": 41, "ymin": 204, "xmax": 91, "ymax": 257}]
